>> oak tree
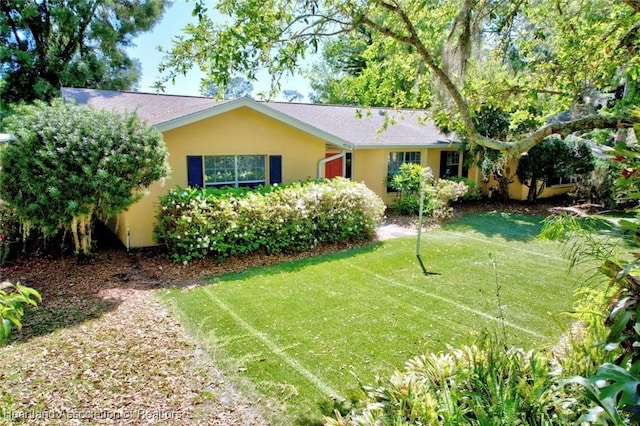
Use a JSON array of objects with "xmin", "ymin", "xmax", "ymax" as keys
[{"xmin": 158, "ymin": 0, "xmax": 640, "ymax": 155}]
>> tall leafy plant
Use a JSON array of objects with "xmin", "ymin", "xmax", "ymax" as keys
[
  {"xmin": 540, "ymin": 136, "xmax": 640, "ymax": 423},
  {"xmin": 0, "ymin": 100, "xmax": 170, "ymax": 258},
  {"xmin": 390, "ymin": 163, "xmax": 467, "ymax": 217}
]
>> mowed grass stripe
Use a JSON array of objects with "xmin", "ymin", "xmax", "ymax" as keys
[
  {"xmin": 345, "ymin": 236, "xmax": 574, "ymax": 335},
  {"xmin": 201, "ymin": 287, "xmax": 341, "ymax": 398},
  {"xmin": 445, "ymin": 230, "xmax": 563, "ymax": 260},
  {"xmin": 345, "ymin": 261, "xmax": 546, "ymax": 339}
]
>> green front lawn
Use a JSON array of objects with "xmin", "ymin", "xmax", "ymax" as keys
[{"xmin": 160, "ymin": 212, "xmax": 595, "ymax": 425}]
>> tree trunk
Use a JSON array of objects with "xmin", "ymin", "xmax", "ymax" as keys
[
  {"xmin": 70, "ymin": 211, "xmax": 94, "ymax": 257},
  {"xmin": 526, "ymin": 176, "xmax": 539, "ymax": 202}
]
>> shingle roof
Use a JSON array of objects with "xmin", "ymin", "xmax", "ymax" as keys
[{"xmin": 61, "ymin": 88, "xmax": 455, "ymax": 149}]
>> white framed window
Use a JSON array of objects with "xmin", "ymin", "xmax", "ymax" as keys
[
  {"xmin": 204, "ymin": 155, "xmax": 266, "ymax": 188},
  {"xmin": 440, "ymin": 151, "xmax": 460, "ymax": 178},
  {"xmin": 548, "ymin": 175, "xmax": 579, "ymax": 186},
  {"xmin": 387, "ymin": 151, "xmax": 421, "ymax": 192}
]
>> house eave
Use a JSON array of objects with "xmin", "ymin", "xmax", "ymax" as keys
[{"xmin": 354, "ymin": 141, "xmax": 460, "ymax": 150}]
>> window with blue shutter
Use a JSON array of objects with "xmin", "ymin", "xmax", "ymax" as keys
[
  {"xmin": 187, "ymin": 156, "xmax": 204, "ymax": 188},
  {"xmin": 269, "ymin": 155, "xmax": 282, "ymax": 185}
]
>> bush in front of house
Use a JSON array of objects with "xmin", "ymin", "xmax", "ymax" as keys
[
  {"xmin": 0, "ymin": 99, "xmax": 169, "ymax": 259},
  {"xmin": 154, "ymin": 178, "xmax": 386, "ymax": 262},
  {"xmin": 390, "ymin": 163, "xmax": 468, "ymax": 217},
  {"xmin": 448, "ymin": 176, "xmax": 483, "ymax": 201}
]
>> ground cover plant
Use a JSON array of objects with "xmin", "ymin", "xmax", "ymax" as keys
[{"xmin": 161, "ymin": 212, "xmax": 595, "ymax": 425}]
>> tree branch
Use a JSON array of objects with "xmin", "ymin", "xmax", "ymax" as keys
[
  {"xmin": 367, "ymin": 0, "xmax": 479, "ymax": 138},
  {"xmin": 515, "ymin": 114, "xmax": 640, "ymax": 154},
  {"xmin": 623, "ymin": 0, "xmax": 640, "ymax": 13}
]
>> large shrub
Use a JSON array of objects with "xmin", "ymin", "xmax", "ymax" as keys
[
  {"xmin": 0, "ymin": 100, "xmax": 170, "ymax": 258},
  {"xmin": 448, "ymin": 176, "xmax": 482, "ymax": 201},
  {"xmin": 154, "ymin": 178, "xmax": 385, "ymax": 262},
  {"xmin": 572, "ymin": 158, "xmax": 619, "ymax": 209},
  {"xmin": 516, "ymin": 136, "xmax": 596, "ymax": 202}
]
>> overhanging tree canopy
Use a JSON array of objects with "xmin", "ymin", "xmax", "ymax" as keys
[{"xmin": 158, "ymin": 0, "xmax": 640, "ymax": 154}]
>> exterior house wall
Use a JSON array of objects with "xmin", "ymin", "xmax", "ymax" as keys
[
  {"xmin": 483, "ymin": 158, "xmax": 576, "ymax": 200},
  {"xmin": 119, "ymin": 106, "xmax": 327, "ymax": 248},
  {"xmin": 353, "ymin": 147, "xmax": 463, "ymax": 206},
  {"xmin": 352, "ymin": 149, "xmax": 389, "ymax": 203}
]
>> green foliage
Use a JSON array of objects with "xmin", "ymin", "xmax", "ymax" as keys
[
  {"xmin": 308, "ymin": 27, "xmax": 433, "ymax": 108},
  {"xmin": 154, "ymin": 178, "xmax": 385, "ymax": 263},
  {"xmin": 612, "ymin": 140, "xmax": 640, "ymax": 206},
  {"xmin": 0, "ymin": 100, "xmax": 170, "ymax": 257},
  {"xmin": 0, "ymin": 0, "xmax": 168, "ymax": 105},
  {"xmin": 516, "ymin": 137, "xmax": 596, "ymax": 201},
  {"xmin": 0, "ymin": 282, "xmax": 41, "ymax": 345},
  {"xmin": 327, "ymin": 337, "xmax": 581, "ymax": 425},
  {"xmin": 538, "ymin": 139, "xmax": 640, "ymax": 423},
  {"xmin": 448, "ymin": 176, "xmax": 482, "ymax": 201},
  {"xmin": 390, "ymin": 163, "xmax": 468, "ymax": 217},
  {"xmin": 0, "ymin": 201, "xmax": 21, "ymax": 266},
  {"xmin": 562, "ymin": 363, "xmax": 640, "ymax": 424},
  {"xmin": 573, "ymin": 159, "xmax": 620, "ymax": 208},
  {"xmin": 390, "ymin": 163, "xmax": 428, "ymax": 195},
  {"xmin": 201, "ymin": 76, "xmax": 254, "ymax": 99}
]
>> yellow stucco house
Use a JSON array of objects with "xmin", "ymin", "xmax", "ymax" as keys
[{"xmin": 61, "ymin": 88, "xmax": 572, "ymax": 248}]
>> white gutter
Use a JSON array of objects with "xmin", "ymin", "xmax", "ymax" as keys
[{"xmin": 318, "ymin": 151, "xmax": 346, "ymax": 179}]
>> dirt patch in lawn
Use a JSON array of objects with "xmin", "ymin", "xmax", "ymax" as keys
[{"xmin": 0, "ymin": 200, "xmax": 568, "ymax": 424}]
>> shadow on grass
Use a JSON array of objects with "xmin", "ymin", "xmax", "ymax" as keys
[
  {"xmin": 445, "ymin": 212, "xmax": 545, "ymax": 242},
  {"xmin": 205, "ymin": 241, "xmax": 385, "ymax": 284}
]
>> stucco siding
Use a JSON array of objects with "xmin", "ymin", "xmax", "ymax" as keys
[{"xmin": 118, "ymin": 106, "xmax": 328, "ymax": 248}]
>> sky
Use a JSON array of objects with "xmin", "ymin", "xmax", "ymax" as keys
[{"xmin": 126, "ymin": 0, "xmax": 314, "ymax": 101}]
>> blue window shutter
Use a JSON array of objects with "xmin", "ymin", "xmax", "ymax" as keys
[
  {"xmin": 269, "ymin": 155, "xmax": 282, "ymax": 185},
  {"xmin": 187, "ymin": 156, "xmax": 204, "ymax": 188}
]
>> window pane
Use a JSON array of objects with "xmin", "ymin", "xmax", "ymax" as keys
[
  {"xmin": 446, "ymin": 152, "xmax": 459, "ymax": 166},
  {"xmin": 237, "ymin": 155, "xmax": 265, "ymax": 182},
  {"xmin": 205, "ymin": 155, "xmax": 235, "ymax": 184}
]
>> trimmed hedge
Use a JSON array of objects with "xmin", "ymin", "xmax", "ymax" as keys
[{"xmin": 154, "ymin": 178, "xmax": 385, "ymax": 262}]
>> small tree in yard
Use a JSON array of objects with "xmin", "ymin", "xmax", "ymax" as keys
[
  {"xmin": 0, "ymin": 100, "xmax": 169, "ymax": 258},
  {"xmin": 516, "ymin": 137, "xmax": 595, "ymax": 202},
  {"xmin": 391, "ymin": 163, "xmax": 467, "ymax": 217}
]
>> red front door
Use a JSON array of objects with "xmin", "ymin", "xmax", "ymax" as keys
[{"xmin": 324, "ymin": 154, "xmax": 343, "ymax": 179}]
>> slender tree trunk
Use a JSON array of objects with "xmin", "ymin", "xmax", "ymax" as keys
[
  {"xmin": 526, "ymin": 177, "xmax": 538, "ymax": 201},
  {"xmin": 70, "ymin": 216, "xmax": 81, "ymax": 255},
  {"xmin": 70, "ymin": 210, "xmax": 94, "ymax": 257}
]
